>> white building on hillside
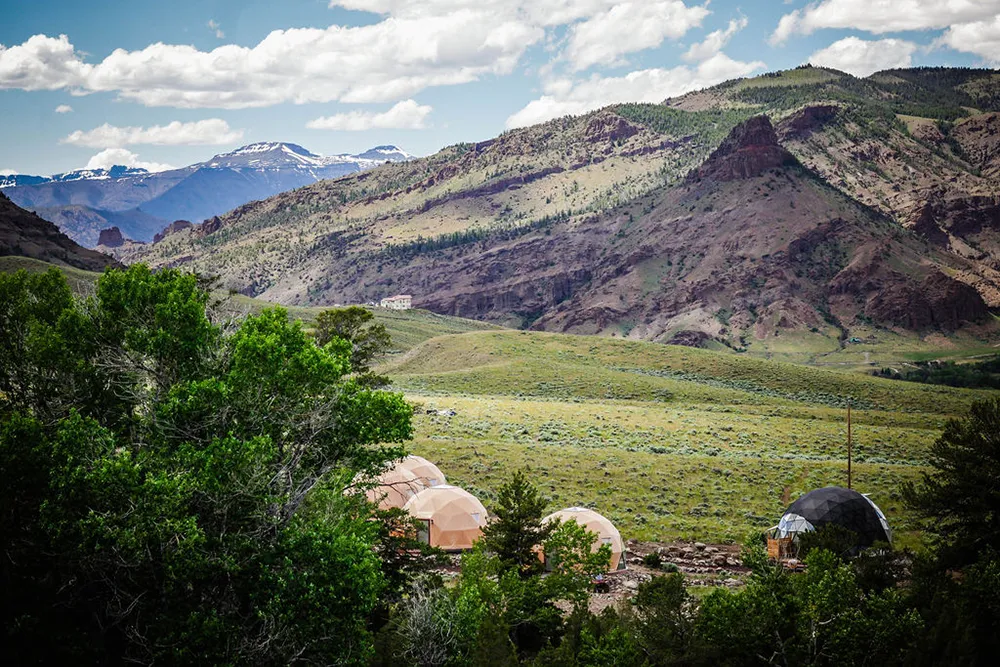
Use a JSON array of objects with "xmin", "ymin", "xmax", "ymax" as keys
[{"xmin": 380, "ymin": 294, "xmax": 412, "ymax": 310}]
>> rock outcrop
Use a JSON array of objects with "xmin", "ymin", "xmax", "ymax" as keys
[
  {"xmin": 97, "ymin": 226, "xmax": 126, "ymax": 248},
  {"xmin": 689, "ymin": 116, "xmax": 796, "ymax": 182}
]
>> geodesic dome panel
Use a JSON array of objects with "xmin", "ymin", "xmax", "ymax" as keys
[
  {"xmin": 776, "ymin": 513, "xmax": 815, "ymax": 538},
  {"xmin": 542, "ymin": 507, "xmax": 626, "ymax": 571},
  {"xmin": 403, "ymin": 485, "xmax": 488, "ymax": 551},
  {"xmin": 863, "ymin": 494, "xmax": 892, "ymax": 544},
  {"xmin": 363, "ymin": 464, "xmax": 427, "ymax": 510},
  {"xmin": 397, "ymin": 456, "xmax": 446, "ymax": 488},
  {"xmin": 781, "ymin": 486, "xmax": 891, "ymax": 547}
]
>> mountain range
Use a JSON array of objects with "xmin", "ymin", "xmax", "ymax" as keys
[
  {"xmin": 1, "ymin": 143, "xmax": 412, "ymax": 247},
  {"xmin": 51, "ymin": 67, "xmax": 1000, "ymax": 351}
]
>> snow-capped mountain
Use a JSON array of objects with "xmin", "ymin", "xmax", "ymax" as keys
[
  {"xmin": 2, "ymin": 143, "xmax": 412, "ymax": 247},
  {"xmin": 0, "ymin": 165, "xmax": 150, "ymax": 188}
]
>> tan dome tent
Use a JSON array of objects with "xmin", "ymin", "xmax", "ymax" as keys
[
  {"xmin": 542, "ymin": 507, "xmax": 626, "ymax": 571},
  {"xmin": 403, "ymin": 485, "xmax": 488, "ymax": 551},
  {"xmin": 364, "ymin": 464, "xmax": 427, "ymax": 510},
  {"xmin": 397, "ymin": 455, "xmax": 446, "ymax": 488}
]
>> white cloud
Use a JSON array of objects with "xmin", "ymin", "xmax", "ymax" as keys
[
  {"xmin": 0, "ymin": 14, "xmax": 544, "ymax": 109},
  {"xmin": 771, "ymin": 0, "xmax": 999, "ymax": 44},
  {"xmin": 684, "ymin": 16, "xmax": 748, "ymax": 62},
  {"xmin": 307, "ymin": 99, "xmax": 432, "ymax": 130},
  {"xmin": 940, "ymin": 16, "xmax": 1000, "ymax": 63},
  {"xmin": 808, "ymin": 37, "xmax": 918, "ymax": 76},
  {"xmin": 1, "ymin": 2, "xmax": 717, "ymax": 109},
  {"xmin": 564, "ymin": 1, "xmax": 710, "ymax": 71},
  {"xmin": 54, "ymin": 104, "xmax": 73, "ymax": 113},
  {"xmin": 506, "ymin": 52, "xmax": 765, "ymax": 128},
  {"xmin": 208, "ymin": 20, "xmax": 225, "ymax": 39},
  {"xmin": 0, "ymin": 168, "xmax": 18, "ymax": 176},
  {"xmin": 84, "ymin": 148, "xmax": 174, "ymax": 172},
  {"xmin": 0, "ymin": 34, "xmax": 92, "ymax": 91},
  {"xmin": 61, "ymin": 119, "xmax": 244, "ymax": 148}
]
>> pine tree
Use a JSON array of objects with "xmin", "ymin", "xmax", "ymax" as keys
[{"xmin": 480, "ymin": 470, "xmax": 554, "ymax": 577}]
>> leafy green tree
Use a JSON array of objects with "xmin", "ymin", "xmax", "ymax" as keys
[
  {"xmin": 629, "ymin": 573, "xmax": 696, "ymax": 664},
  {"xmin": 541, "ymin": 519, "xmax": 613, "ymax": 606},
  {"xmin": 797, "ymin": 523, "xmax": 861, "ymax": 561},
  {"xmin": 903, "ymin": 398, "xmax": 1000, "ymax": 567},
  {"xmin": 480, "ymin": 469, "xmax": 554, "ymax": 576},
  {"xmin": 314, "ymin": 305, "xmax": 392, "ymax": 386},
  {"xmin": 697, "ymin": 548, "xmax": 920, "ymax": 666},
  {"xmin": 0, "ymin": 266, "xmax": 413, "ymax": 665}
]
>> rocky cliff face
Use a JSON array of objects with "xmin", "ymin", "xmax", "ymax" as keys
[
  {"xmin": 0, "ymin": 192, "xmax": 119, "ymax": 271},
  {"xmin": 256, "ymin": 117, "xmax": 995, "ymax": 342},
  {"xmin": 97, "ymin": 227, "xmax": 126, "ymax": 248},
  {"xmin": 690, "ymin": 116, "xmax": 796, "ymax": 182}
]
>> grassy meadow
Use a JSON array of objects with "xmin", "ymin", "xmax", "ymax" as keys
[
  {"xmin": 3, "ymin": 256, "xmax": 995, "ymax": 548},
  {"xmin": 383, "ymin": 330, "xmax": 997, "ymax": 548}
]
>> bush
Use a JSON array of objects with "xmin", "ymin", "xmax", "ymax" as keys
[{"xmin": 643, "ymin": 552, "xmax": 664, "ymax": 569}]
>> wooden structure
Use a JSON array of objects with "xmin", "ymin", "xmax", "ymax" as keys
[{"xmin": 766, "ymin": 532, "xmax": 795, "ymax": 560}]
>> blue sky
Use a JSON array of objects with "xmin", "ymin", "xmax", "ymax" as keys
[{"xmin": 1, "ymin": 0, "xmax": 996, "ymax": 175}]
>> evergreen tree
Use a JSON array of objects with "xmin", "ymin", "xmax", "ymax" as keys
[
  {"xmin": 903, "ymin": 398, "xmax": 1000, "ymax": 567},
  {"xmin": 480, "ymin": 469, "xmax": 554, "ymax": 576}
]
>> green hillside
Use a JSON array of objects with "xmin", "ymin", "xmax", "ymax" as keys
[
  {"xmin": 0, "ymin": 256, "xmax": 498, "ymax": 353},
  {"xmin": 383, "ymin": 330, "xmax": 995, "ymax": 546}
]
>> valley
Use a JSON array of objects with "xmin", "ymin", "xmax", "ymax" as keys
[{"xmin": 113, "ymin": 67, "xmax": 1000, "ymax": 365}]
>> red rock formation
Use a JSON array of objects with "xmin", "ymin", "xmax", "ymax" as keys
[
  {"xmin": 97, "ymin": 226, "xmax": 125, "ymax": 248},
  {"xmin": 689, "ymin": 116, "xmax": 796, "ymax": 182}
]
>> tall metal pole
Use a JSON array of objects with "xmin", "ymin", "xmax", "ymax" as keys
[{"xmin": 847, "ymin": 403, "xmax": 852, "ymax": 490}]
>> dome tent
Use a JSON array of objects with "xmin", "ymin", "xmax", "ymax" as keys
[
  {"xmin": 774, "ymin": 486, "xmax": 891, "ymax": 550},
  {"xmin": 363, "ymin": 462, "xmax": 426, "ymax": 510},
  {"xmin": 542, "ymin": 507, "xmax": 626, "ymax": 571},
  {"xmin": 403, "ymin": 485, "xmax": 488, "ymax": 551},
  {"xmin": 397, "ymin": 455, "xmax": 446, "ymax": 488}
]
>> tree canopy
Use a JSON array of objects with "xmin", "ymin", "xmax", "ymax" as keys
[{"xmin": 0, "ymin": 266, "xmax": 413, "ymax": 665}]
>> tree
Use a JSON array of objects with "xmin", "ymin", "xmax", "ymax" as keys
[
  {"xmin": 480, "ymin": 469, "xmax": 554, "ymax": 576},
  {"xmin": 542, "ymin": 519, "xmax": 612, "ymax": 606},
  {"xmin": 629, "ymin": 573, "xmax": 696, "ymax": 664},
  {"xmin": 314, "ymin": 305, "xmax": 392, "ymax": 387},
  {"xmin": 903, "ymin": 398, "xmax": 1000, "ymax": 567},
  {"xmin": 0, "ymin": 266, "xmax": 413, "ymax": 665}
]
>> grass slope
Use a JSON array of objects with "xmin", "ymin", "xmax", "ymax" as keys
[{"xmin": 383, "ymin": 330, "xmax": 995, "ymax": 547}]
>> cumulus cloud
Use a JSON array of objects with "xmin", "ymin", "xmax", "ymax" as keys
[
  {"xmin": 771, "ymin": 0, "xmax": 999, "ymax": 44},
  {"xmin": 684, "ymin": 16, "xmax": 748, "ymax": 62},
  {"xmin": 0, "ymin": 34, "xmax": 92, "ymax": 91},
  {"xmin": 84, "ymin": 148, "xmax": 174, "ymax": 172},
  {"xmin": 564, "ymin": 1, "xmax": 710, "ymax": 71},
  {"xmin": 307, "ymin": 99, "xmax": 432, "ymax": 130},
  {"xmin": 0, "ymin": 14, "xmax": 542, "ymax": 109},
  {"xmin": 54, "ymin": 104, "xmax": 73, "ymax": 113},
  {"xmin": 940, "ymin": 16, "xmax": 1000, "ymax": 63},
  {"xmin": 808, "ymin": 37, "xmax": 918, "ymax": 76},
  {"xmin": 1, "ymin": 2, "xmax": 716, "ymax": 109},
  {"xmin": 61, "ymin": 119, "xmax": 243, "ymax": 149},
  {"xmin": 506, "ymin": 52, "xmax": 765, "ymax": 128}
]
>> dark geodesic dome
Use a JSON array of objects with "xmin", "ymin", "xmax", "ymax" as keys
[{"xmin": 777, "ymin": 486, "xmax": 891, "ymax": 548}]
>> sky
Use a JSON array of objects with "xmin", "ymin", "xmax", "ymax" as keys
[{"xmin": 0, "ymin": 0, "xmax": 997, "ymax": 176}]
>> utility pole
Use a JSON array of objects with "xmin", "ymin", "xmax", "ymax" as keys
[{"xmin": 847, "ymin": 403, "xmax": 852, "ymax": 490}]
